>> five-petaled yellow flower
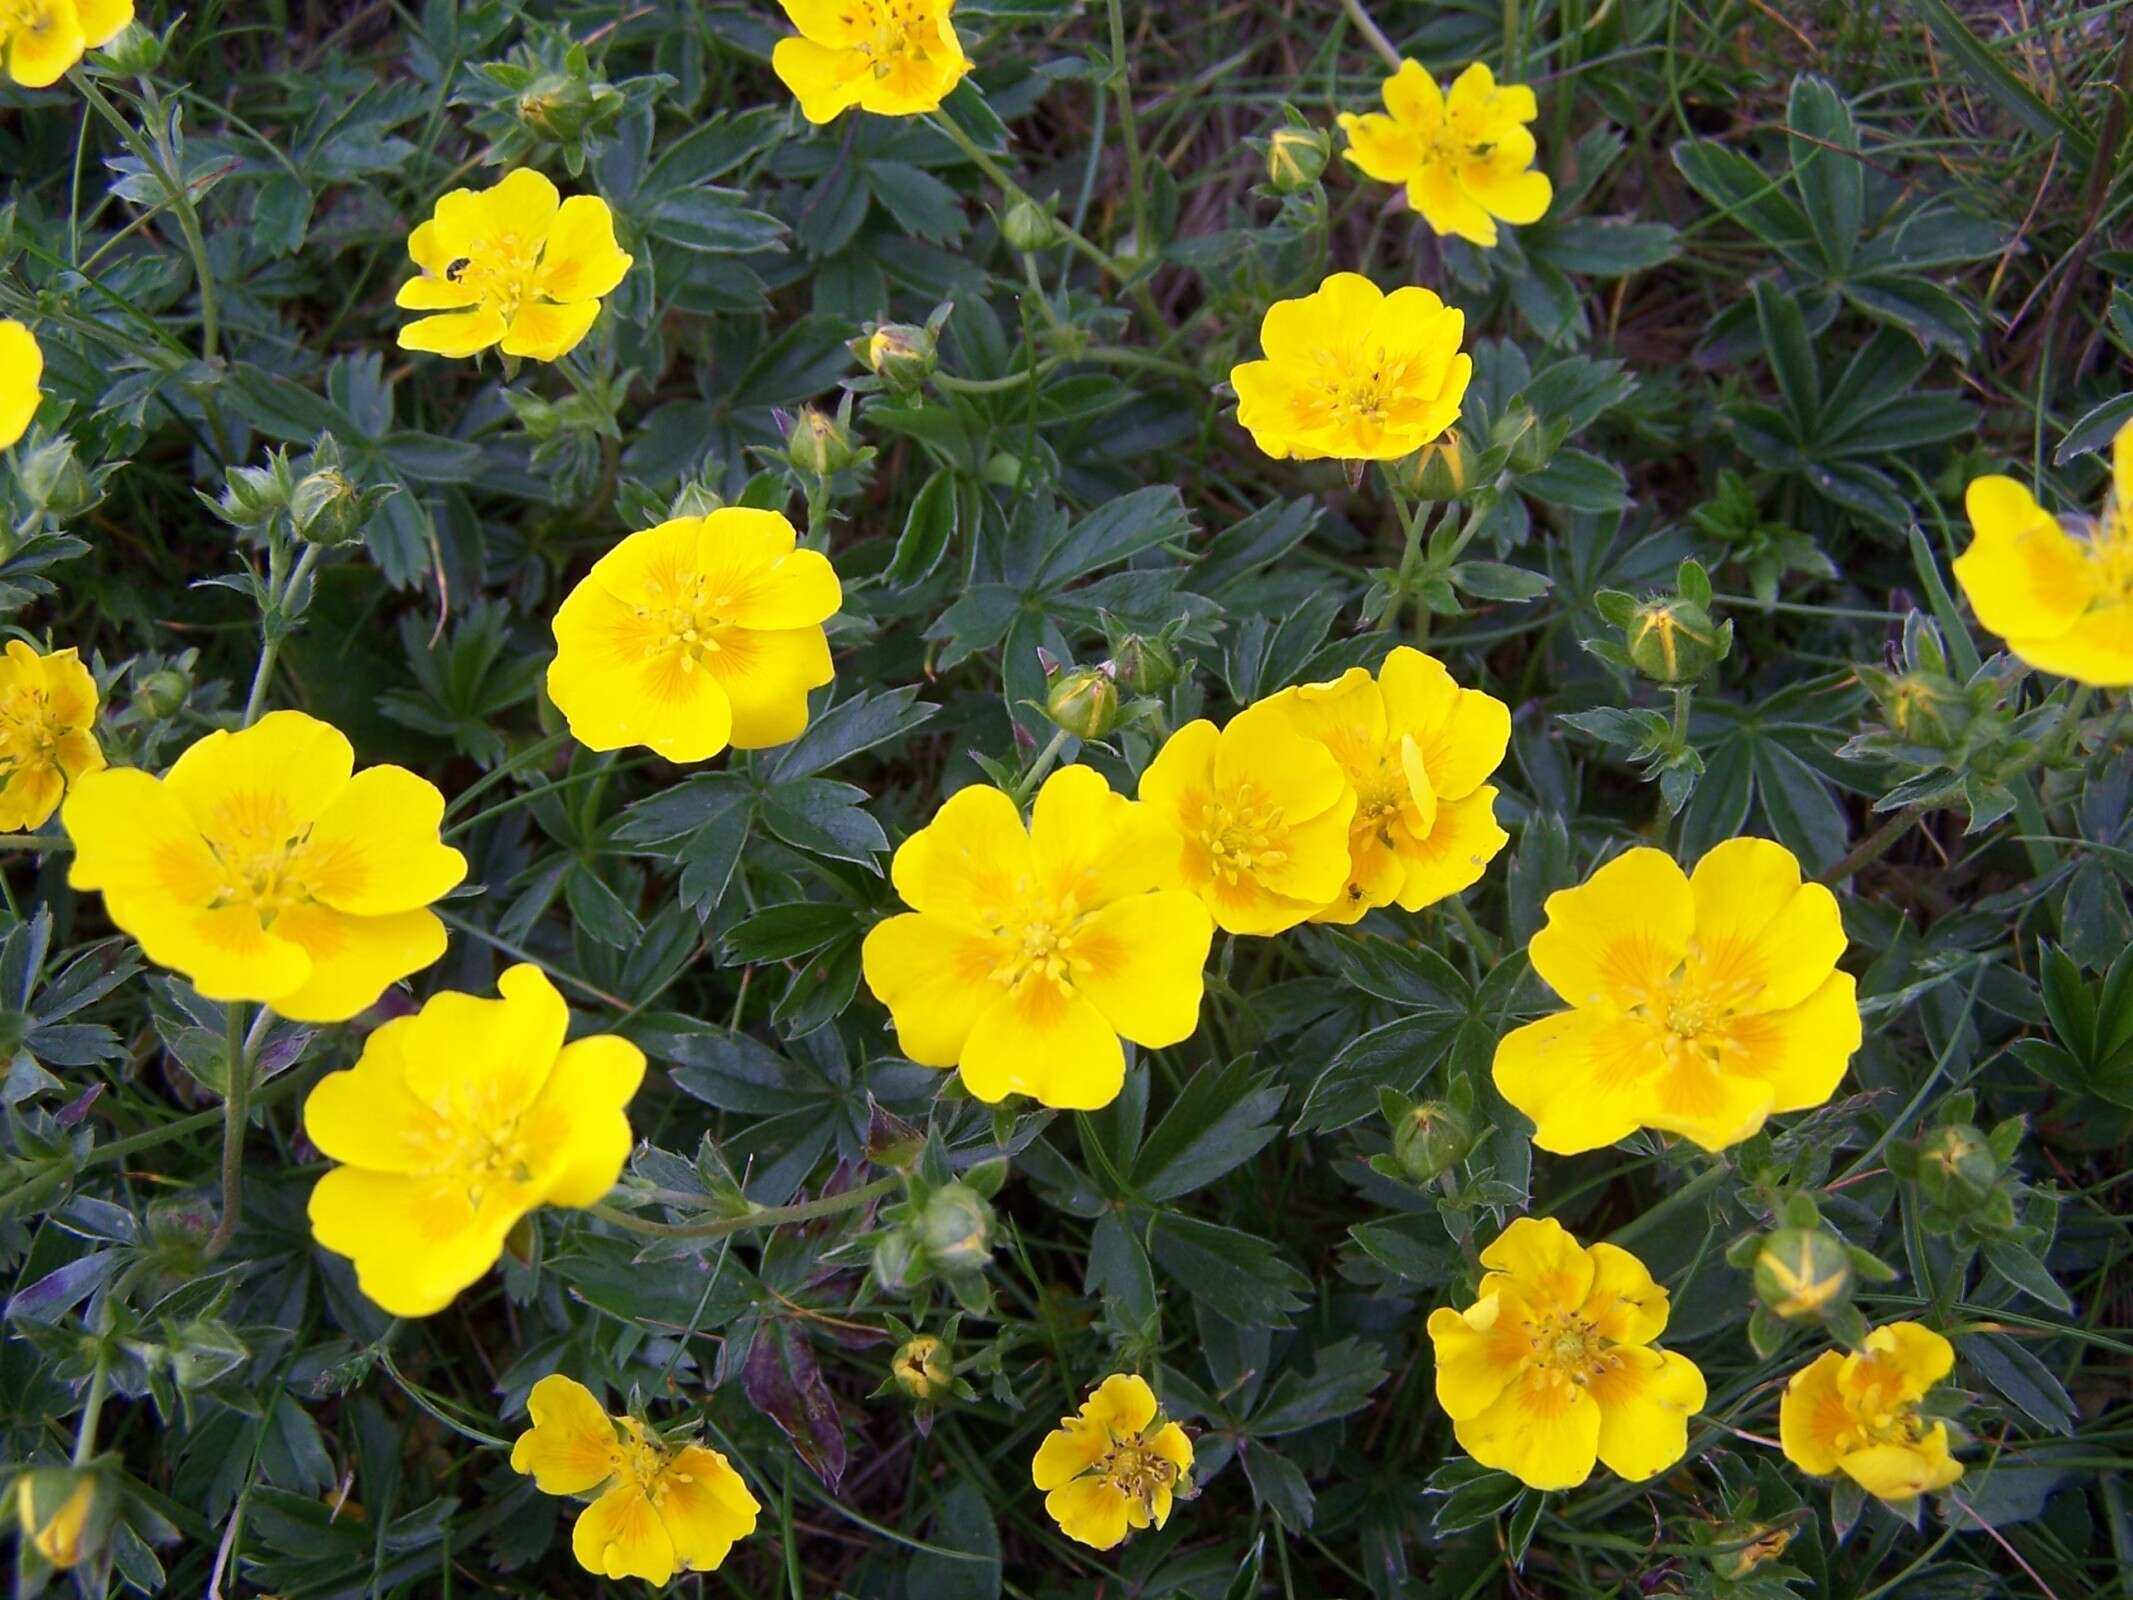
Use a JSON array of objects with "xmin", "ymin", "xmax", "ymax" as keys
[
  {"xmin": 1, "ymin": 0, "xmax": 128, "ymax": 88},
  {"xmin": 1780, "ymin": 1322, "xmax": 1964, "ymax": 1503},
  {"xmin": 1493, "ymin": 838, "xmax": 1859, "ymax": 1154},
  {"xmin": 1953, "ymin": 417, "xmax": 2133, "ymax": 686},
  {"xmin": 860, "ymin": 765, "xmax": 1214, "ymax": 1110},
  {"xmin": 1139, "ymin": 699, "xmax": 1356, "ymax": 935},
  {"xmin": 1259, "ymin": 646, "xmax": 1507, "ymax": 923},
  {"xmin": 304, "ymin": 964, "xmax": 644, "ymax": 1316},
  {"xmin": 511, "ymin": 1374, "xmax": 760, "ymax": 1581},
  {"xmin": 1428, "ymin": 1217, "xmax": 1705, "ymax": 1491},
  {"xmin": 1032, "ymin": 1373, "xmax": 1194, "ymax": 1551},
  {"xmin": 772, "ymin": 0, "xmax": 972, "ymax": 123},
  {"xmin": 547, "ymin": 508, "xmax": 841, "ymax": 763},
  {"xmin": 0, "ymin": 320, "xmax": 42, "ymax": 450},
  {"xmin": 62, "ymin": 711, "xmax": 465, "ymax": 1023},
  {"xmin": 0, "ymin": 642, "xmax": 103, "ymax": 832},
  {"xmin": 1339, "ymin": 61, "xmax": 1552, "ymax": 247},
  {"xmin": 397, "ymin": 169, "xmax": 633, "ymax": 362},
  {"xmin": 1230, "ymin": 272, "xmax": 1472, "ymax": 462}
]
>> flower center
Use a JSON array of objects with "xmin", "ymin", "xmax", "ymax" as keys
[
  {"xmin": 637, "ymin": 572, "xmax": 736, "ymax": 674},
  {"xmin": 980, "ymin": 888, "xmax": 1092, "ymax": 996},
  {"xmin": 1530, "ymin": 1309, "xmax": 1607, "ymax": 1385},
  {"xmin": 1097, "ymin": 1438, "xmax": 1180, "ymax": 1518},
  {"xmin": 201, "ymin": 814, "xmax": 325, "ymax": 928},
  {"xmin": 1198, "ymin": 784, "xmax": 1288, "ymax": 884},
  {"xmin": 852, "ymin": 0, "xmax": 930, "ymax": 70},
  {"xmin": 2, "ymin": 2, "xmax": 57, "ymax": 38},
  {"xmin": 0, "ymin": 684, "xmax": 70, "ymax": 774},
  {"xmin": 2072, "ymin": 509, "xmax": 2133, "ymax": 601},
  {"xmin": 443, "ymin": 230, "xmax": 544, "ymax": 318}
]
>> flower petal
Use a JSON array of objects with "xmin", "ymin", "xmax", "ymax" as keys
[
  {"xmin": 1454, "ymin": 1368, "xmax": 1602, "ymax": 1491},
  {"xmin": 1067, "ymin": 890, "xmax": 1212, "ymax": 1049},
  {"xmin": 510, "ymin": 1375, "xmax": 623, "ymax": 1495},
  {"xmin": 266, "ymin": 904, "xmax": 447, "ymax": 1024},
  {"xmin": 573, "ymin": 1480, "xmax": 677, "ymax": 1583},
  {"xmin": 1687, "ymin": 836, "xmax": 1844, "ymax": 1014},
  {"xmin": 298, "ymin": 764, "xmax": 466, "ymax": 916},
  {"xmin": 1955, "ymin": 476, "xmax": 2095, "ymax": 641},
  {"xmin": 7, "ymin": 5, "xmax": 88, "ymax": 89},
  {"xmin": 1639, "ymin": 1054, "xmax": 1778, "ymax": 1152},
  {"xmin": 695, "ymin": 625, "xmax": 832, "ymax": 749},
  {"xmin": 2003, "ymin": 602, "xmax": 2133, "ymax": 687},
  {"xmin": 961, "ymin": 983, "xmax": 1123, "ymax": 1110},
  {"xmin": 1478, "ymin": 1216, "xmax": 1595, "ymax": 1309},
  {"xmin": 1085, "ymin": 1372, "xmax": 1159, "ymax": 1435},
  {"xmin": 659, "ymin": 1445, "xmax": 760, "ymax": 1571},
  {"xmin": 1031, "ymin": 1416, "xmax": 1108, "ymax": 1491},
  {"xmin": 0, "ymin": 319, "xmax": 43, "ymax": 449},
  {"xmin": 527, "ymin": 1034, "xmax": 646, "ymax": 1207},
  {"xmin": 1044, "ymin": 1477, "xmax": 1131, "ymax": 1551},
  {"xmin": 302, "ymin": 1016, "xmax": 446, "ymax": 1172},
  {"xmin": 306, "ymin": 1165, "xmax": 523, "ymax": 1317},
  {"xmin": 501, "ymin": 300, "xmax": 602, "ymax": 362},
  {"xmin": 61, "ymin": 767, "xmax": 222, "ymax": 903},
  {"xmin": 548, "ymin": 578, "xmax": 735, "ymax": 762},
  {"xmin": 395, "ymin": 276, "xmax": 481, "ymax": 311},
  {"xmin": 1393, "ymin": 785, "xmax": 1506, "ymax": 912},
  {"xmin": 771, "ymin": 35, "xmax": 870, "ymax": 124},
  {"xmin": 399, "ymin": 307, "xmax": 509, "ymax": 358},
  {"xmin": 163, "ymin": 710, "xmax": 354, "ymax": 849},
  {"xmin": 1378, "ymin": 647, "xmax": 1510, "ymax": 801},
  {"xmin": 399, "ymin": 962, "xmax": 571, "ymax": 1117},
  {"xmin": 1779, "ymin": 1351, "xmax": 1850, "ymax": 1477},
  {"xmin": 1491, "ymin": 1010, "xmax": 1654, "ymax": 1155},
  {"xmin": 1527, "ymin": 846, "xmax": 1693, "ymax": 1010},
  {"xmin": 1722, "ymin": 970, "xmax": 1859, "ymax": 1114},
  {"xmin": 860, "ymin": 912, "xmax": 997, "ymax": 1067},
  {"xmin": 110, "ymin": 900, "xmax": 312, "ymax": 1005},
  {"xmin": 1427, "ymin": 1296, "xmax": 1528, "ymax": 1421},
  {"xmin": 537, "ymin": 195, "xmax": 632, "ymax": 303},
  {"xmin": 888, "ymin": 783, "xmax": 1033, "ymax": 929},
  {"xmin": 1589, "ymin": 1346, "xmax": 1704, "ymax": 1481}
]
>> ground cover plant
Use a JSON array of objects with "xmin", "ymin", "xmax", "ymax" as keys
[{"xmin": 2, "ymin": 0, "xmax": 2131, "ymax": 1595}]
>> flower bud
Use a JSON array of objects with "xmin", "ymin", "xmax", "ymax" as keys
[
  {"xmin": 871, "ymin": 1226, "xmax": 922, "ymax": 1294},
  {"xmin": 890, "ymin": 1334, "xmax": 954, "ymax": 1401},
  {"xmin": 1916, "ymin": 1123, "xmax": 2000, "ymax": 1213},
  {"xmin": 1106, "ymin": 632, "xmax": 1180, "ymax": 695},
  {"xmin": 916, "ymin": 1181, "xmax": 995, "ymax": 1276},
  {"xmin": 15, "ymin": 436, "xmax": 96, "ymax": 520},
  {"xmin": 517, "ymin": 75, "xmax": 598, "ymax": 141},
  {"xmin": 289, "ymin": 467, "xmax": 366, "ymax": 546},
  {"xmin": 15, "ymin": 1468, "xmax": 101, "ymax": 1569},
  {"xmin": 135, "ymin": 665, "xmax": 190, "ymax": 720},
  {"xmin": 1717, "ymin": 1523, "xmax": 1793, "ymax": 1580},
  {"xmin": 95, "ymin": 21, "xmax": 164, "ymax": 73},
  {"xmin": 784, "ymin": 405, "xmax": 862, "ymax": 479},
  {"xmin": 857, "ymin": 323, "xmax": 937, "ymax": 395},
  {"xmin": 1880, "ymin": 669, "xmax": 1972, "ymax": 747},
  {"xmin": 1000, "ymin": 197, "xmax": 1059, "ymax": 253},
  {"xmin": 1044, "ymin": 664, "xmax": 1121, "ymax": 740},
  {"xmin": 1266, "ymin": 125, "xmax": 1331, "ymax": 191},
  {"xmin": 1752, "ymin": 1226, "xmax": 1853, "ymax": 1321},
  {"xmin": 210, "ymin": 453, "xmax": 295, "ymax": 529},
  {"xmin": 1411, "ymin": 428, "xmax": 1472, "ymax": 502},
  {"xmin": 1626, "ymin": 598, "xmax": 1728, "ymax": 684},
  {"xmin": 1392, "ymin": 1100, "xmax": 1473, "ymax": 1181}
]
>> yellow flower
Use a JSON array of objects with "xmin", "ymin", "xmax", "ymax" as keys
[
  {"xmin": 396, "ymin": 169, "xmax": 632, "ymax": 362},
  {"xmin": 1258, "ymin": 646, "xmax": 1507, "ymax": 923},
  {"xmin": 1494, "ymin": 838, "xmax": 1859, "ymax": 1154},
  {"xmin": 14, "ymin": 1469, "xmax": 98, "ymax": 1568},
  {"xmin": 61, "ymin": 711, "xmax": 466, "ymax": 1023},
  {"xmin": 1427, "ymin": 1216, "xmax": 1705, "ymax": 1491},
  {"xmin": 1, "ymin": 0, "xmax": 129, "ymax": 89},
  {"xmin": 0, "ymin": 319, "xmax": 42, "ymax": 449},
  {"xmin": 1953, "ymin": 418, "xmax": 2133, "ymax": 686},
  {"xmin": 1780, "ymin": 1322, "xmax": 1964, "ymax": 1502},
  {"xmin": 1338, "ymin": 61, "xmax": 1552, "ymax": 247},
  {"xmin": 1140, "ymin": 700, "xmax": 1356, "ymax": 934},
  {"xmin": 0, "ymin": 641, "xmax": 102, "ymax": 831},
  {"xmin": 860, "ymin": 765, "xmax": 1214, "ymax": 1110},
  {"xmin": 1230, "ymin": 272, "xmax": 1471, "ymax": 462},
  {"xmin": 303, "ymin": 965, "xmax": 644, "ymax": 1316},
  {"xmin": 510, "ymin": 1374, "xmax": 759, "ymax": 1582},
  {"xmin": 1032, "ymin": 1373, "xmax": 1194, "ymax": 1551},
  {"xmin": 771, "ymin": 0, "xmax": 971, "ymax": 123},
  {"xmin": 547, "ymin": 508, "xmax": 841, "ymax": 763}
]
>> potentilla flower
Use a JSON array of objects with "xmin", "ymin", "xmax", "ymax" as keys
[
  {"xmin": 772, "ymin": 0, "xmax": 972, "ymax": 123},
  {"xmin": 304, "ymin": 965, "xmax": 644, "ymax": 1316},
  {"xmin": 547, "ymin": 508, "xmax": 841, "ymax": 763},
  {"xmin": 860, "ymin": 765, "xmax": 1214, "ymax": 1110},
  {"xmin": 0, "ymin": 319, "xmax": 41, "ymax": 449},
  {"xmin": 1427, "ymin": 1217, "xmax": 1705, "ymax": 1491},
  {"xmin": 1229, "ymin": 272, "xmax": 1471, "ymax": 462},
  {"xmin": 0, "ymin": 642, "xmax": 103, "ymax": 831},
  {"xmin": 1140, "ymin": 700, "xmax": 1356, "ymax": 934},
  {"xmin": 1780, "ymin": 1322, "xmax": 1964, "ymax": 1502},
  {"xmin": 510, "ymin": 1374, "xmax": 760, "ymax": 1582},
  {"xmin": 62, "ymin": 711, "xmax": 465, "ymax": 1022},
  {"xmin": 1258, "ymin": 646, "xmax": 1507, "ymax": 923},
  {"xmin": 397, "ymin": 168, "xmax": 632, "ymax": 362},
  {"xmin": 1338, "ymin": 60, "xmax": 1552, "ymax": 247},
  {"xmin": 1953, "ymin": 417, "xmax": 2133, "ymax": 685},
  {"xmin": 1032, "ymin": 1374, "xmax": 1195, "ymax": 1551},
  {"xmin": 1493, "ymin": 838, "xmax": 1859, "ymax": 1154},
  {"xmin": 0, "ymin": 0, "xmax": 129, "ymax": 88}
]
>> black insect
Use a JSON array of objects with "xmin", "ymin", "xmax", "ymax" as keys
[{"xmin": 444, "ymin": 257, "xmax": 471, "ymax": 282}]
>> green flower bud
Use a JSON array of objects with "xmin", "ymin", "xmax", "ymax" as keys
[
  {"xmin": 1266, "ymin": 125, "xmax": 1332, "ymax": 191},
  {"xmin": 1001, "ymin": 197, "xmax": 1059, "ymax": 253},
  {"xmin": 890, "ymin": 1334, "xmax": 955, "ymax": 1401},
  {"xmin": 136, "ymin": 665, "xmax": 190, "ymax": 720},
  {"xmin": 1044, "ymin": 664, "xmax": 1121, "ymax": 740},
  {"xmin": 1916, "ymin": 1123, "xmax": 2000, "ymax": 1213},
  {"xmin": 784, "ymin": 405, "xmax": 862, "ymax": 478},
  {"xmin": 1881, "ymin": 669, "xmax": 1973, "ymax": 747},
  {"xmin": 16, "ymin": 436, "xmax": 96, "ymax": 520},
  {"xmin": 95, "ymin": 22, "xmax": 164, "ymax": 73},
  {"xmin": 856, "ymin": 322, "xmax": 937, "ymax": 395},
  {"xmin": 871, "ymin": 1226, "xmax": 923, "ymax": 1294},
  {"xmin": 517, "ymin": 74, "xmax": 598, "ymax": 141},
  {"xmin": 289, "ymin": 467, "xmax": 366, "ymax": 546},
  {"xmin": 15, "ymin": 1467, "xmax": 103, "ymax": 1570},
  {"xmin": 1107, "ymin": 632, "xmax": 1180, "ymax": 695},
  {"xmin": 1626, "ymin": 598, "xmax": 1728, "ymax": 684},
  {"xmin": 916, "ymin": 1181, "xmax": 995, "ymax": 1275},
  {"xmin": 1411, "ymin": 428, "xmax": 1473, "ymax": 502},
  {"xmin": 1392, "ymin": 1099, "xmax": 1474, "ymax": 1181},
  {"xmin": 1752, "ymin": 1226, "xmax": 1853, "ymax": 1321}
]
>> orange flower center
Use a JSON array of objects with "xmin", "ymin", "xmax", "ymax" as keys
[
  {"xmin": 441, "ymin": 228, "xmax": 544, "ymax": 319},
  {"xmin": 197, "ymin": 802, "xmax": 334, "ymax": 929},
  {"xmin": 988, "ymin": 899, "xmax": 1084, "ymax": 994},
  {"xmin": 634, "ymin": 571, "xmax": 737, "ymax": 674},
  {"xmin": 1197, "ymin": 783, "xmax": 1288, "ymax": 884},
  {"xmin": 1527, "ymin": 1308, "xmax": 1612, "ymax": 1388},
  {"xmin": 1620, "ymin": 954, "xmax": 1764, "ymax": 1069},
  {"xmin": 3, "ymin": 3, "xmax": 59, "ymax": 40}
]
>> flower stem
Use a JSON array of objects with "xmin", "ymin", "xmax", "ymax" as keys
[
  {"xmin": 589, "ymin": 1173, "xmax": 900, "ymax": 1240},
  {"xmin": 1103, "ymin": 0, "xmax": 1152, "ymax": 258},
  {"xmin": 1820, "ymin": 802, "xmax": 1929, "ymax": 886},
  {"xmin": 930, "ymin": 109, "xmax": 1124, "ymax": 283},
  {"xmin": 242, "ymin": 543, "xmax": 321, "ymax": 726},
  {"xmin": 0, "ymin": 833, "xmax": 71, "ymax": 853},
  {"xmin": 1012, "ymin": 725, "xmax": 1073, "ymax": 806},
  {"xmin": 200, "ymin": 1001, "xmax": 252, "ymax": 1263},
  {"xmin": 1340, "ymin": 0, "xmax": 1404, "ymax": 69},
  {"xmin": 70, "ymin": 1354, "xmax": 110, "ymax": 1468},
  {"xmin": 1603, "ymin": 1160, "xmax": 1730, "ymax": 1249},
  {"xmin": 443, "ymin": 728, "xmax": 573, "ymax": 818}
]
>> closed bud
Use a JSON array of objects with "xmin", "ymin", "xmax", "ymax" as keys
[
  {"xmin": 1627, "ymin": 598, "xmax": 1728, "ymax": 684},
  {"xmin": 1411, "ymin": 428, "xmax": 1472, "ymax": 501},
  {"xmin": 1044, "ymin": 663, "xmax": 1121, "ymax": 740},
  {"xmin": 1916, "ymin": 1123, "xmax": 2000, "ymax": 1213},
  {"xmin": 135, "ymin": 665, "xmax": 190, "ymax": 720},
  {"xmin": 1881, "ymin": 669, "xmax": 1972, "ymax": 747},
  {"xmin": 1266, "ymin": 125, "xmax": 1331, "ymax": 191},
  {"xmin": 1493, "ymin": 405, "xmax": 1549, "ymax": 474},
  {"xmin": 1392, "ymin": 1099, "xmax": 1473, "ymax": 1181},
  {"xmin": 289, "ymin": 467, "xmax": 366, "ymax": 545},
  {"xmin": 16, "ymin": 436, "xmax": 96, "ymax": 520},
  {"xmin": 95, "ymin": 21, "xmax": 163, "ymax": 72},
  {"xmin": 1106, "ymin": 632, "xmax": 1179, "ymax": 695},
  {"xmin": 871, "ymin": 1226, "xmax": 923, "ymax": 1294},
  {"xmin": 857, "ymin": 323, "xmax": 936, "ymax": 394},
  {"xmin": 890, "ymin": 1334, "xmax": 954, "ymax": 1401},
  {"xmin": 1000, "ymin": 197, "xmax": 1059, "ymax": 253},
  {"xmin": 1752, "ymin": 1226, "xmax": 1852, "ymax": 1321},
  {"xmin": 916, "ymin": 1181, "xmax": 995, "ymax": 1275},
  {"xmin": 211, "ymin": 454, "xmax": 295, "ymax": 529},
  {"xmin": 1717, "ymin": 1523, "xmax": 1793, "ymax": 1580},
  {"xmin": 15, "ymin": 1467, "xmax": 102, "ymax": 1570},
  {"xmin": 784, "ymin": 405, "xmax": 861, "ymax": 479},
  {"xmin": 517, "ymin": 74, "xmax": 597, "ymax": 141}
]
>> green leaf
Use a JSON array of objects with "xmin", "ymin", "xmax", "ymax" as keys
[
  {"xmin": 1034, "ymin": 485, "xmax": 1195, "ymax": 589},
  {"xmin": 1753, "ymin": 279, "xmax": 1821, "ymax": 432},
  {"xmin": 1911, "ymin": 0, "xmax": 2094, "ymax": 159},
  {"xmin": 885, "ymin": 465, "xmax": 959, "ymax": 589},
  {"xmin": 721, "ymin": 902, "xmax": 856, "ymax": 963},
  {"xmin": 906, "ymin": 1482, "xmax": 1001, "ymax": 1599},
  {"xmin": 1130, "ymin": 1056, "xmax": 1285, "ymax": 1202},
  {"xmin": 1787, "ymin": 75, "xmax": 1864, "ymax": 275},
  {"xmin": 1146, "ymin": 1213, "xmax": 1311, "ymax": 1328}
]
